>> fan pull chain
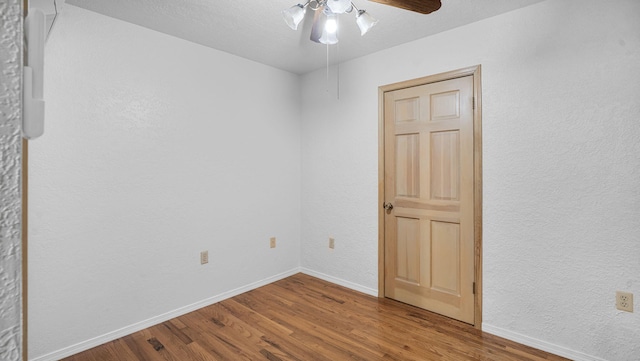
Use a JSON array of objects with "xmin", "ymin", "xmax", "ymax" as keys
[
  {"xmin": 326, "ymin": 42, "xmax": 330, "ymax": 94},
  {"xmin": 336, "ymin": 38, "xmax": 340, "ymax": 100}
]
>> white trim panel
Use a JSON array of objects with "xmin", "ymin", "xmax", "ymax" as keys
[
  {"xmin": 300, "ymin": 268, "xmax": 378, "ymax": 297},
  {"xmin": 482, "ymin": 323, "xmax": 608, "ymax": 361},
  {"xmin": 30, "ymin": 268, "xmax": 301, "ymax": 361}
]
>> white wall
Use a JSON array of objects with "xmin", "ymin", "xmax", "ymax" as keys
[
  {"xmin": 0, "ymin": 1, "xmax": 23, "ymax": 360},
  {"xmin": 300, "ymin": 1, "xmax": 640, "ymax": 360},
  {"xmin": 29, "ymin": 5, "xmax": 301, "ymax": 360},
  {"xmin": 27, "ymin": 1, "xmax": 640, "ymax": 360}
]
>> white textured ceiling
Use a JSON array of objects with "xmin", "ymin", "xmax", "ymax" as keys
[{"xmin": 65, "ymin": 0, "xmax": 544, "ymax": 74}]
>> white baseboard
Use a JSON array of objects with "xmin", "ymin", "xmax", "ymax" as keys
[
  {"xmin": 300, "ymin": 268, "xmax": 378, "ymax": 297},
  {"xmin": 30, "ymin": 268, "xmax": 301, "ymax": 361},
  {"xmin": 31, "ymin": 269, "xmax": 605, "ymax": 361},
  {"xmin": 482, "ymin": 323, "xmax": 608, "ymax": 361}
]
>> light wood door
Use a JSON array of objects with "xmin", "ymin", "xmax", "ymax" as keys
[{"xmin": 383, "ymin": 75, "xmax": 475, "ymax": 324}]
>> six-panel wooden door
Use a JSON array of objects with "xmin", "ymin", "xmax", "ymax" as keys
[{"xmin": 383, "ymin": 75, "xmax": 475, "ymax": 324}]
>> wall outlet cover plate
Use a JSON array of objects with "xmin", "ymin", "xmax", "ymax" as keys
[{"xmin": 616, "ymin": 291, "xmax": 633, "ymax": 312}]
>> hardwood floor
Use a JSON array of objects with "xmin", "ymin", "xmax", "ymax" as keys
[{"xmin": 63, "ymin": 274, "xmax": 567, "ymax": 361}]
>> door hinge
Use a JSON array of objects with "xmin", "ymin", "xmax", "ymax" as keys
[
  {"xmin": 472, "ymin": 97, "xmax": 476, "ymax": 110},
  {"xmin": 473, "ymin": 282, "xmax": 476, "ymax": 294}
]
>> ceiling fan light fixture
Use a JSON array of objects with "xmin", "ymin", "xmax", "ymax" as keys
[
  {"xmin": 356, "ymin": 9, "xmax": 378, "ymax": 36},
  {"xmin": 282, "ymin": 4, "xmax": 307, "ymax": 30},
  {"xmin": 283, "ymin": 0, "xmax": 381, "ymax": 42},
  {"xmin": 326, "ymin": 0, "xmax": 352, "ymax": 14}
]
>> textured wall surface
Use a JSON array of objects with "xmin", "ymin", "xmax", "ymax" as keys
[
  {"xmin": 301, "ymin": 1, "xmax": 640, "ymax": 360},
  {"xmin": 25, "ymin": 1, "xmax": 640, "ymax": 360},
  {"xmin": 29, "ymin": 5, "xmax": 301, "ymax": 359},
  {"xmin": 0, "ymin": 0, "xmax": 23, "ymax": 360}
]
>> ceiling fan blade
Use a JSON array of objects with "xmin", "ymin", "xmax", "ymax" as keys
[
  {"xmin": 369, "ymin": 0, "xmax": 441, "ymax": 14},
  {"xmin": 310, "ymin": 6, "xmax": 325, "ymax": 43}
]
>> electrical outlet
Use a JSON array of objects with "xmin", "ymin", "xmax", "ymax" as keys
[
  {"xmin": 200, "ymin": 251, "xmax": 208, "ymax": 265},
  {"xmin": 270, "ymin": 237, "xmax": 276, "ymax": 248},
  {"xmin": 329, "ymin": 237, "xmax": 335, "ymax": 249},
  {"xmin": 616, "ymin": 291, "xmax": 633, "ymax": 312}
]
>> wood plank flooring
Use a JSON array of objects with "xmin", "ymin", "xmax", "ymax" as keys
[{"xmin": 63, "ymin": 273, "xmax": 568, "ymax": 361}]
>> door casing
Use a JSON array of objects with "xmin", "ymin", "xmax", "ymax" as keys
[{"xmin": 378, "ymin": 65, "xmax": 483, "ymax": 328}]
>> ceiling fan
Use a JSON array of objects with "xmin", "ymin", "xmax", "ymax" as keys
[
  {"xmin": 368, "ymin": 0, "xmax": 441, "ymax": 14},
  {"xmin": 283, "ymin": 0, "xmax": 442, "ymax": 44}
]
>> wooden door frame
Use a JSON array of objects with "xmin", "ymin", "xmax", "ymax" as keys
[{"xmin": 378, "ymin": 65, "xmax": 483, "ymax": 328}]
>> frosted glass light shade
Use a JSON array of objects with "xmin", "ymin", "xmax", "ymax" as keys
[
  {"xmin": 319, "ymin": 13, "xmax": 339, "ymax": 44},
  {"xmin": 327, "ymin": 0, "xmax": 352, "ymax": 14},
  {"xmin": 356, "ymin": 10, "xmax": 378, "ymax": 36},
  {"xmin": 282, "ymin": 4, "xmax": 306, "ymax": 30},
  {"xmin": 319, "ymin": 31, "xmax": 339, "ymax": 44},
  {"xmin": 325, "ymin": 17, "xmax": 338, "ymax": 34}
]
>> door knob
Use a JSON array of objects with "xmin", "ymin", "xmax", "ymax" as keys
[{"xmin": 383, "ymin": 202, "xmax": 394, "ymax": 211}]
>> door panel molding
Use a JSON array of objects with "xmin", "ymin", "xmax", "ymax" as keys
[{"xmin": 378, "ymin": 65, "xmax": 482, "ymax": 328}]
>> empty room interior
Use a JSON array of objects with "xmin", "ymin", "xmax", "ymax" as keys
[{"xmin": 4, "ymin": 0, "xmax": 640, "ymax": 360}]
